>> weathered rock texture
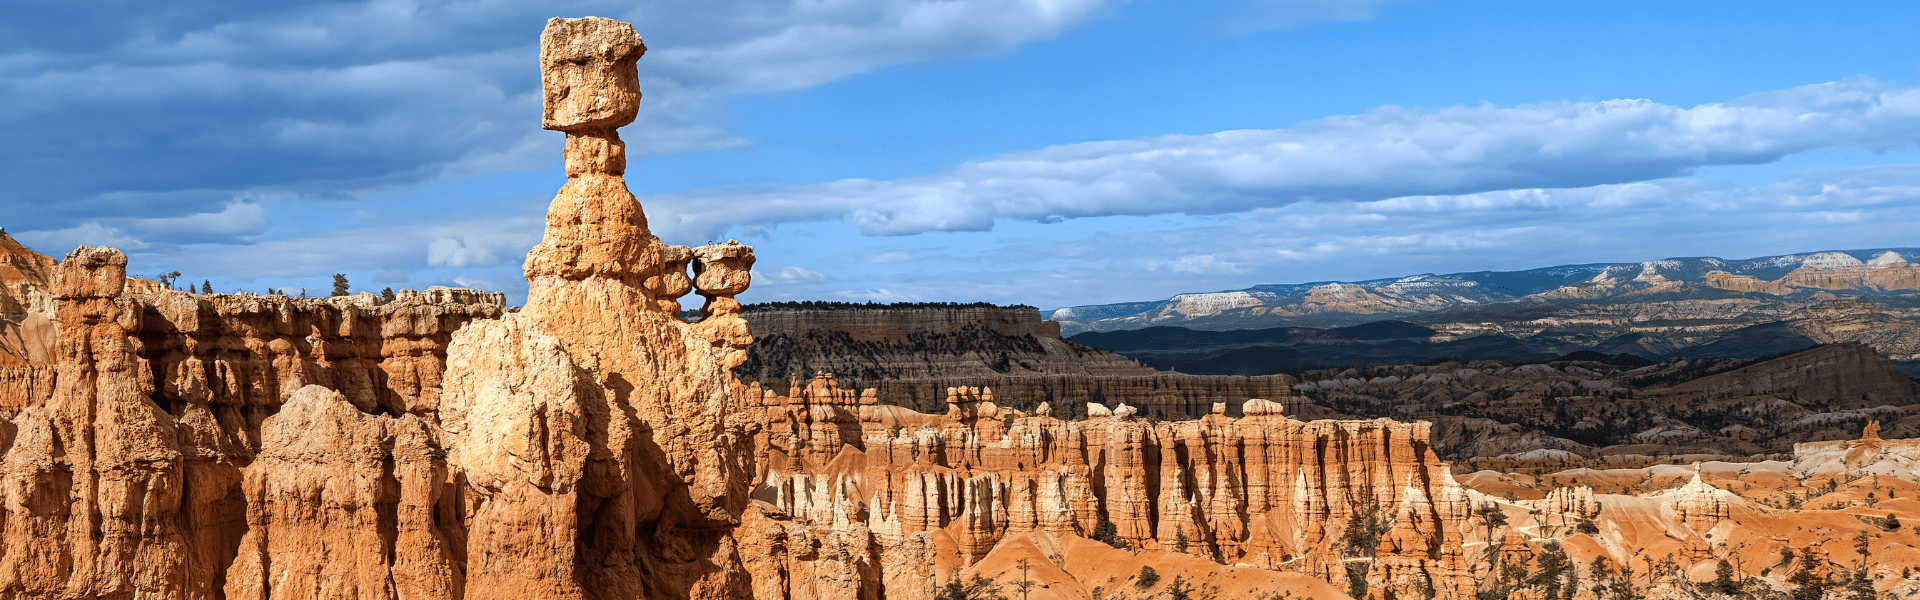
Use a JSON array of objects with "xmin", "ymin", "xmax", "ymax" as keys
[
  {"xmin": 740, "ymin": 304, "xmax": 1297, "ymax": 417},
  {"xmin": 18, "ymin": 15, "xmax": 1920, "ymax": 600},
  {"xmin": 1446, "ymin": 425, "xmax": 1920, "ymax": 600},
  {"xmin": 416, "ymin": 16, "xmax": 766, "ymax": 599},
  {"xmin": 0, "ymin": 254, "xmax": 509, "ymax": 598},
  {"xmin": 750, "ymin": 375, "xmax": 1480, "ymax": 600},
  {"xmin": 0, "ymin": 230, "xmax": 57, "ymax": 366},
  {"xmin": 0, "ymin": 16, "xmax": 763, "ymax": 600}
]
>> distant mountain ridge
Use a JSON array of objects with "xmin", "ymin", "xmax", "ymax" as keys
[{"xmin": 1048, "ymin": 248, "xmax": 1920, "ymax": 334}]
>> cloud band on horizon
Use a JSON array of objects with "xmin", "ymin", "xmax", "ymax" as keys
[{"xmin": 645, "ymin": 78, "xmax": 1920, "ymax": 239}]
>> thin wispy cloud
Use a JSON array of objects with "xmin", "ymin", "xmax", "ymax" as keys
[
  {"xmin": 0, "ymin": 0, "xmax": 1118, "ymax": 229},
  {"xmin": 746, "ymin": 163, "xmax": 1920, "ymax": 308},
  {"xmin": 5, "ymin": 1, "xmax": 1916, "ymax": 309},
  {"xmin": 646, "ymin": 78, "xmax": 1920, "ymax": 239}
]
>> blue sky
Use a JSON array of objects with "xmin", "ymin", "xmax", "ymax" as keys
[{"xmin": 5, "ymin": 0, "xmax": 1920, "ymax": 310}]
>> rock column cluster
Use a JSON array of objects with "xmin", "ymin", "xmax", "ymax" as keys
[
  {"xmin": 751, "ymin": 375, "xmax": 1480, "ymax": 600},
  {"xmin": 0, "ymin": 16, "xmax": 1549, "ymax": 600},
  {"xmin": 0, "ymin": 16, "xmax": 763, "ymax": 600}
]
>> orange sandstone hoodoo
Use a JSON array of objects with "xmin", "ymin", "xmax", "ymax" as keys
[{"xmin": 7, "ymin": 15, "xmax": 1920, "ymax": 600}]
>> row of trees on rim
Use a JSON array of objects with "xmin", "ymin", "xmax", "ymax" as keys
[{"xmin": 154, "ymin": 271, "xmax": 397, "ymax": 302}]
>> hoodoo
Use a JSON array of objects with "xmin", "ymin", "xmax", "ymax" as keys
[
  {"xmin": 428, "ymin": 16, "xmax": 765, "ymax": 599},
  {"xmin": 0, "ymin": 16, "xmax": 767, "ymax": 600},
  {"xmin": 9, "ymin": 15, "xmax": 1920, "ymax": 600}
]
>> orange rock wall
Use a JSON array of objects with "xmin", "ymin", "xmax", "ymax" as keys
[{"xmin": 750, "ymin": 378, "xmax": 1478, "ymax": 600}]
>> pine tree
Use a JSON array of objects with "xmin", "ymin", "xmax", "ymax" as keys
[
  {"xmin": 1789, "ymin": 550, "xmax": 1827, "ymax": 600},
  {"xmin": 1094, "ymin": 517, "xmax": 1123, "ymax": 549},
  {"xmin": 381, "ymin": 287, "xmax": 396, "ymax": 303},
  {"xmin": 1134, "ymin": 566, "xmax": 1159, "ymax": 590},
  {"xmin": 1712, "ymin": 559, "xmax": 1737, "ymax": 594},
  {"xmin": 331, "ymin": 274, "xmax": 350, "ymax": 297},
  {"xmin": 1530, "ymin": 542, "xmax": 1571, "ymax": 599},
  {"xmin": 1476, "ymin": 502, "xmax": 1507, "ymax": 542},
  {"xmin": 934, "ymin": 575, "xmax": 1005, "ymax": 600},
  {"xmin": 1012, "ymin": 559, "xmax": 1035, "ymax": 600},
  {"xmin": 1166, "ymin": 576, "xmax": 1190, "ymax": 600},
  {"xmin": 1843, "ymin": 566, "xmax": 1873, "ymax": 600},
  {"xmin": 200, "ymin": 280, "xmax": 213, "ymax": 295}
]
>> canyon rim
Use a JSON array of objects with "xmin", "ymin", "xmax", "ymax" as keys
[{"xmin": 1, "ymin": 15, "xmax": 1919, "ymax": 600}]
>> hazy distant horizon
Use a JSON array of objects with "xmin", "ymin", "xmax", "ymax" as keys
[{"xmin": 5, "ymin": 1, "xmax": 1919, "ymax": 311}]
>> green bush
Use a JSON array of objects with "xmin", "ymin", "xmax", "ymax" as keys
[{"xmin": 1135, "ymin": 566, "xmax": 1159, "ymax": 589}]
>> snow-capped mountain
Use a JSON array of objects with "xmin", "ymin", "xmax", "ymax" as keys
[{"xmin": 1048, "ymin": 248, "xmax": 1920, "ymax": 335}]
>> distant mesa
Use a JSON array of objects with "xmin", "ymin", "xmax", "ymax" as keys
[
  {"xmin": 5, "ymin": 15, "xmax": 1920, "ymax": 600},
  {"xmin": 1051, "ymin": 248, "xmax": 1920, "ymax": 335}
]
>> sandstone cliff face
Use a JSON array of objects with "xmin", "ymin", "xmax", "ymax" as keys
[
  {"xmin": 1442, "ymin": 424, "xmax": 1920, "ymax": 600},
  {"xmin": 22, "ymin": 15, "xmax": 1920, "ymax": 600},
  {"xmin": 0, "ymin": 253, "xmax": 510, "ymax": 598},
  {"xmin": 424, "ymin": 17, "xmax": 767, "ymax": 598},
  {"xmin": 749, "ymin": 375, "xmax": 1481, "ymax": 600},
  {"xmin": 0, "ymin": 230, "xmax": 57, "ymax": 366},
  {"xmin": 0, "ymin": 17, "xmax": 765, "ymax": 600},
  {"xmin": 740, "ymin": 305, "xmax": 1298, "ymax": 418}
]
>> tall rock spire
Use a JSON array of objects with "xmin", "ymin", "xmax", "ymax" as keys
[{"xmin": 434, "ymin": 16, "xmax": 763, "ymax": 599}]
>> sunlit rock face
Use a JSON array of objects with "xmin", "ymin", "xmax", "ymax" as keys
[
  {"xmin": 0, "ymin": 17, "xmax": 764, "ymax": 600},
  {"xmin": 14, "ymin": 15, "xmax": 1920, "ymax": 600},
  {"xmin": 750, "ymin": 376, "xmax": 1480, "ymax": 600}
]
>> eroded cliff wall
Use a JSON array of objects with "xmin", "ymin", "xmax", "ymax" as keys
[
  {"xmin": 747, "ymin": 376, "xmax": 1481, "ymax": 600},
  {"xmin": 741, "ymin": 305, "xmax": 1298, "ymax": 418},
  {"xmin": 17, "ymin": 15, "xmax": 1865, "ymax": 600},
  {"xmin": 0, "ymin": 17, "xmax": 767, "ymax": 600},
  {"xmin": 0, "ymin": 230, "xmax": 57, "ymax": 367}
]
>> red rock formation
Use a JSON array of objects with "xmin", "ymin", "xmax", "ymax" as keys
[
  {"xmin": 424, "ymin": 16, "xmax": 765, "ymax": 599},
  {"xmin": 753, "ymin": 374, "xmax": 1480, "ymax": 599},
  {"xmin": 47, "ymin": 16, "xmax": 1920, "ymax": 600},
  {"xmin": 0, "ymin": 230, "xmax": 57, "ymax": 366},
  {"xmin": 0, "ymin": 17, "xmax": 765, "ymax": 600},
  {"xmin": 0, "ymin": 255, "xmax": 508, "ymax": 598}
]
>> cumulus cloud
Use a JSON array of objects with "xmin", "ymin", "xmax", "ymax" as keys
[
  {"xmin": 644, "ymin": 78, "xmax": 1920, "ymax": 239},
  {"xmin": 426, "ymin": 228, "xmax": 540, "ymax": 268}
]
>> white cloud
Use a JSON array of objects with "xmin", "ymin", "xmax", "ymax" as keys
[
  {"xmin": 426, "ymin": 228, "xmax": 538, "ymax": 269},
  {"xmin": 727, "ymin": 163, "xmax": 1920, "ymax": 310},
  {"xmin": 832, "ymin": 288, "xmax": 918, "ymax": 302},
  {"xmin": 13, "ymin": 222, "xmax": 150, "ymax": 255},
  {"xmin": 11, "ymin": 202, "xmax": 272, "ymax": 255},
  {"xmin": 122, "ymin": 202, "xmax": 272, "ymax": 241},
  {"xmin": 0, "ymin": 0, "xmax": 1123, "ymax": 226},
  {"xmin": 766, "ymin": 265, "xmax": 831, "ymax": 284},
  {"xmin": 1147, "ymin": 254, "xmax": 1247, "ymax": 275},
  {"xmin": 643, "ymin": 78, "xmax": 1920, "ymax": 239},
  {"xmin": 645, "ymin": 0, "xmax": 1113, "ymax": 93}
]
